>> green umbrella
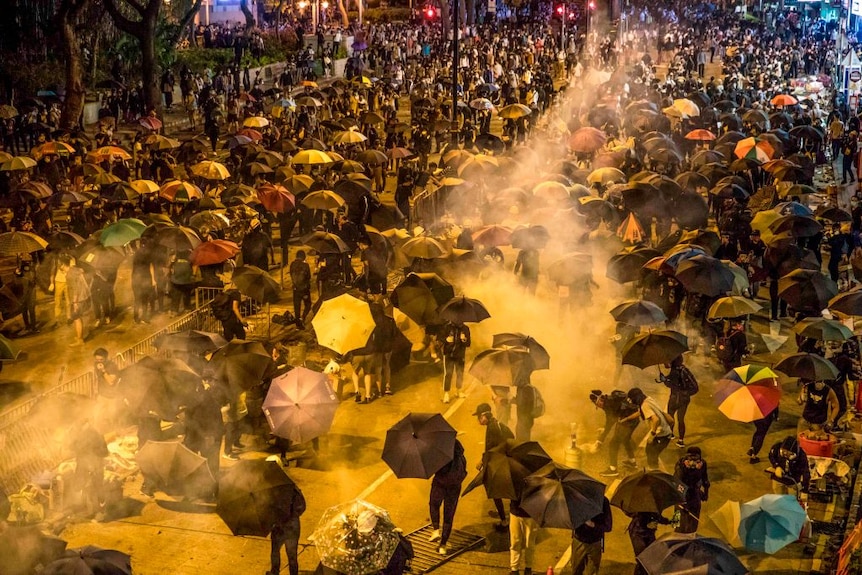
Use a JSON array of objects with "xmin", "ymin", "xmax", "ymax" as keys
[{"xmin": 99, "ymin": 218, "xmax": 147, "ymax": 247}]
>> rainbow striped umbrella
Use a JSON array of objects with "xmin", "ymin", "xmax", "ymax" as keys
[
  {"xmin": 715, "ymin": 365, "xmax": 781, "ymax": 422},
  {"xmin": 734, "ymin": 137, "xmax": 775, "ymax": 162}
]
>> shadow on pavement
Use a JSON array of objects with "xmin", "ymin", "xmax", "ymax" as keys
[
  {"xmin": 106, "ymin": 497, "xmax": 146, "ymax": 521},
  {"xmin": 302, "ymin": 434, "xmax": 380, "ymax": 471},
  {"xmin": 157, "ymin": 499, "xmax": 216, "ymax": 515},
  {"xmin": 0, "ymin": 379, "xmax": 31, "ymax": 405}
]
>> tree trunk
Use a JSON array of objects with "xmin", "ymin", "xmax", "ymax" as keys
[
  {"xmin": 59, "ymin": 12, "xmax": 85, "ymax": 129},
  {"xmin": 240, "ymin": 0, "xmax": 255, "ymax": 28},
  {"xmin": 337, "ymin": 0, "xmax": 349, "ymax": 28},
  {"xmin": 141, "ymin": 31, "xmax": 159, "ymax": 113},
  {"xmin": 465, "ymin": 0, "xmax": 475, "ymax": 25},
  {"xmin": 439, "ymin": 0, "xmax": 451, "ymax": 36}
]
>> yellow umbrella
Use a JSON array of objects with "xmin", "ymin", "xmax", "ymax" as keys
[
  {"xmin": 130, "ymin": 179, "xmax": 161, "ymax": 195},
  {"xmin": 311, "ymin": 294, "xmax": 375, "ymax": 355},
  {"xmin": 332, "ymin": 128, "xmax": 368, "ymax": 145},
  {"xmin": 192, "ymin": 160, "xmax": 231, "ymax": 181},
  {"xmin": 292, "ymin": 149, "xmax": 333, "ymax": 165},
  {"xmin": 749, "ymin": 209, "xmax": 782, "ymax": 244},
  {"xmin": 0, "ymin": 156, "xmax": 38, "ymax": 171},
  {"xmin": 243, "ymin": 116, "xmax": 270, "ymax": 128},
  {"xmin": 672, "ymin": 98, "xmax": 700, "ymax": 117},
  {"xmin": 498, "ymin": 104, "xmax": 532, "ymax": 119},
  {"xmin": 709, "ymin": 500, "xmax": 743, "ymax": 547},
  {"xmin": 617, "ymin": 213, "xmax": 646, "ymax": 243},
  {"xmin": 587, "ymin": 167, "xmax": 626, "ymax": 185}
]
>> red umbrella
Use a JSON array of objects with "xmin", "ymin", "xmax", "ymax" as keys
[
  {"xmin": 256, "ymin": 183, "xmax": 295, "ymax": 213},
  {"xmin": 190, "ymin": 239, "xmax": 240, "ymax": 265},
  {"xmin": 237, "ymin": 128, "xmax": 263, "ymax": 141},
  {"xmin": 139, "ymin": 116, "xmax": 163, "ymax": 131},
  {"xmin": 568, "ymin": 127, "xmax": 607, "ymax": 153},
  {"xmin": 684, "ymin": 129, "xmax": 716, "ymax": 141}
]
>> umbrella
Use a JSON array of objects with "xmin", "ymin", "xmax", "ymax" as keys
[
  {"xmin": 739, "ymin": 494, "xmax": 806, "ymax": 554},
  {"xmin": 75, "ymin": 240, "xmax": 126, "ymax": 274},
  {"xmin": 155, "ymin": 330, "xmax": 227, "ymax": 355},
  {"xmin": 438, "ymin": 295, "xmax": 490, "ymax": 324},
  {"xmin": 399, "ymin": 236, "xmax": 446, "ymax": 260},
  {"xmin": 610, "ymin": 470, "xmax": 687, "ymax": 513},
  {"xmin": 210, "ymin": 339, "xmax": 274, "ymax": 392},
  {"xmin": 520, "ymin": 462, "xmax": 606, "ymax": 529},
  {"xmin": 302, "ymin": 230, "xmax": 350, "ymax": 254},
  {"xmin": 41, "ymin": 546, "xmax": 132, "ymax": 575},
  {"xmin": 707, "ymin": 296, "xmax": 762, "ymax": 319},
  {"xmin": 333, "ymin": 128, "xmax": 368, "ymax": 145},
  {"xmin": 607, "ymin": 247, "xmax": 661, "ymax": 284},
  {"xmin": 119, "ymin": 356, "xmax": 200, "ymax": 418},
  {"xmin": 610, "ymin": 300, "xmax": 668, "ymax": 327},
  {"xmin": 637, "ymin": 533, "xmax": 747, "ymax": 575},
  {"xmin": 498, "ymin": 103, "xmax": 532, "ymax": 119},
  {"xmin": 685, "ymin": 129, "xmax": 717, "ymax": 141},
  {"xmin": 770, "ymin": 215, "xmax": 823, "ymax": 238},
  {"xmin": 829, "ymin": 289, "xmax": 862, "ymax": 316},
  {"xmin": 774, "ymin": 353, "xmax": 839, "ymax": 381},
  {"xmin": 356, "ymin": 149, "xmax": 389, "ymax": 165},
  {"xmin": 674, "ymin": 255, "xmax": 734, "ymax": 296},
  {"xmin": 232, "ymin": 265, "xmax": 281, "ymax": 304},
  {"xmin": 0, "ymin": 526, "xmax": 67, "ymax": 575},
  {"xmin": 302, "ymin": 190, "xmax": 345, "ymax": 210},
  {"xmin": 391, "ymin": 272, "xmax": 454, "ymax": 325},
  {"xmin": 735, "ymin": 137, "xmax": 775, "ymax": 162},
  {"xmin": 770, "ymin": 94, "xmax": 798, "ymax": 107},
  {"xmin": 710, "ymin": 500, "xmax": 743, "ymax": 547},
  {"xmin": 190, "ymin": 239, "xmax": 240, "ymax": 265},
  {"xmin": 263, "ymin": 367, "xmax": 340, "ymax": 444},
  {"xmin": 510, "ymin": 225, "xmax": 550, "ymax": 250},
  {"xmin": 0, "ymin": 231, "xmax": 48, "ymax": 255},
  {"xmin": 777, "ymin": 269, "xmax": 838, "ymax": 312},
  {"xmin": 462, "ymin": 440, "xmax": 552, "ymax": 500},
  {"xmin": 491, "ymin": 333, "xmax": 550, "ymax": 370},
  {"xmin": 715, "ymin": 366, "xmax": 781, "ymax": 422},
  {"xmin": 86, "ymin": 145, "xmax": 131, "ymax": 162},
  {"xmin": 136, "ymin": 440, "xmax": 215, "ymax": 496},
  {"xmin": 0, "ymin": 156, "xmax": 38, "ymax": 171},
  {"xmin": 469, "ymin": 347, "xmax": 535, "ymax": 387},
  {"xmin": 587, "ymin": 167, "xmax": 627, "ymax": 186},
  {"xmin": 101, "ymin": 182, "xmax": 140, "ymax": 203},
  {"xmin": 312, "ymin": 293, "xmax": 375, "ymax": 355},
  {"xmin": 312, "ymin": 499, "xmax": 401, "ymax": 574},
  {"xmin": 793, "ymin": 317, "xmax": 853, "ymax": 341},
  {"xmin": 621, "ymin": 330, "xmax": 689, "ymax": 369},
  {"xmin": 292, "ymin": 149, "xmax": 333, "ymax": 165},
  {"xmin": 546, "ymin": 252, "xmax": 594, "ymax": 285},
  {"xmin": 148, "ymin": 225, "xmax": 201, "ymax": 252},
  {"xmin": 381, "ymin": 412, "xmax": 457, "ymax": 479},
  {"xmin": 243, "ymin": 116, "xmax": 269, "ymax": 128},
  {"xmin": 99, "ymin": 218, "xmax": 147, "ymax": 247},
  {"xmin": 189, "ymin": 210, "xmax": 230, "ymax": 232},
  {"xmin": 569, "ymin": 127, "xmax": 608, "ymax": 153},
  {"xmin": 160, "ymin": 180, "xmax": 203, "ymax": 202},
  {"xmin": 472, "ymin": 224, "xmax": 513, "ymax": 247},
  {"xmin": 217, "ymin": 459, "xmax": 300, "ymax": 537},
  {"xmin": 816, "ymin": 206, "xmax": 852, "ymax": 223}
]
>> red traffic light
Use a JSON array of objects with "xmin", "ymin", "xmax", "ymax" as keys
[
  {"xmin": 425, "ymin": 6, "xmax": 435, "ymax": 17},
  {"xmin": 555, "ymin": 4, "xmax": 565, "ymax": 14},
  {"xmin": 588, "ymin": 0, "xmax": 595, "ymax": 8}
]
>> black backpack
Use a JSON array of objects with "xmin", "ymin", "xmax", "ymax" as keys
[
  {"xmin": 434, "ymin": 440, "xmax": 467, "ymax": 486},
  {"xmin": 679, "ymin": 365, "xmax": 699, "ymax": 395},
  {"xmin": 210, "ymin": 291, "xmax": 234, "ymax": 321}
]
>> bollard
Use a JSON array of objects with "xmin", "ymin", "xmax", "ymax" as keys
[
  {"xmin": 564, "ymin": 447, "xmax": 582, "ymax": 468},
  {"xmin": 546, "ymin": 567, "xmax": 554, "ymax": 575}
]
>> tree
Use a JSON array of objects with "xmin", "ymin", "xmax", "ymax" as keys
[
  {"xmin": 336, "ymin": 0, "xmax": 349, "ymax": 27},
  {"xmin": 56, "ymin": 0, "xmax": 89, "ymax": 129},
  {"xmin": 240, "ymin": 0, "xmax": 256, "ymax": 28}
]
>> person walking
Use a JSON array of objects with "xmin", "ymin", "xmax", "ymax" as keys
[
  {"xmin": 428, "ymin": 438, "xmax": 467, "ymax": 556},
  {"xmin": 289, "ymin": 250, "xmax": 312, "ymax": 328},
  {"xmin": 767, "ymin": 436, "xmax": 810, "ymax": 496},
  {"xmin": 591, "ymin": 389, "xmax": 641, "ymax": 477},
  {"xmin": 716, "ymin": 319, "xmax": 748, "ymax": 371},
  {"xmin": 674, "ymin": 447, "xmax": 710, "ymax": 533},
  {"xmin": 570, "ymin": 496, "xmax": 612, "ymax": 575},
  {"xmin": 513, "ymin": 247, "xmax": 540, "ymax": 295},
  {"xmin": 64, "ymin": 255, "xmax": 91, "ymax": 346},
  {"xmin": 628, "ymin": 387, "xmax": 674, "ymax": 470},
  {"xmin": 509, "ymin": 498, "xmax": 539, "ymax": 575},
  {"xmin": 473, "ymin": 402, "xmax": 514, "ymax": 528},
  {"xmin": 14, "ymin": 255, "xmax": 38, "ymax": 333},
  {"xmin": 266, "ymin": 483, "xmax": 306, "ymax": 575},
  {"xmin": 627, "ymin": 511, "xmax": 671, "ymax": 575},
  {"xmin": 841, "ymin": 131, "xmax": 858, "ymax": 184},
  {"xmin": 212, "ymin": 284, "xmax": 246, "ymax": 341},
  {"xmin": 182, "ymin": 371, "xmax": 225, "ymax": 482},
  {"xmin": 659, "ymin": 355, "xmax": 698, "ymax": 448},
  {"xmin": 748, "ymin": 407, "xmax": 779, "ymax": 464},
  {"xmin": 439, "ymin": 320, "xmax": 470, "ymax": 404},
  {"xmin": 513, "ymin": 383, "xmax": 540, "ymax": 442}
]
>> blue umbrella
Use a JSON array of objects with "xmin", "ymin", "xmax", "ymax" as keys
[{"xmin": 738, "ymin": 494, "xmax": 806, "ymax": 554}]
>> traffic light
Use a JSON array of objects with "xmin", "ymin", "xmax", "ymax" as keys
[
  {"xmin": 588, "ymin": 0, "xmax": 595, "ymax": 8},
  {"xmin": 425, "ymin": 6, "xmax": 436, "ymax": 18},
  {"xmin": 556, "ymin": 4, "xmax": 565, "ymax": 15}
]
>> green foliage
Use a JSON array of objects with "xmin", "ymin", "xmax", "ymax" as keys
[{"xmin": 3, "ymin": 59, "xmax": 64, "ymax": 98}]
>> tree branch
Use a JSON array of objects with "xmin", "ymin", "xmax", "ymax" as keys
[
  {"xmin": 169, "ymin": 0, "xmax": 203, "ymax": 47},
  {"xmin": 103, "ymin": 0, "xmax": 141, "ymax": 35}
]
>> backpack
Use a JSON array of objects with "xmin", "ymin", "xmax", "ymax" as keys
[
  {"xmin": 715, "ymin": 335, "xmax": 734, "ymax": 364},
  {"xmin": 678, "ymin": 365, "xmax": 699, "ymax": 395},
  {"xmin": 529, "ymin": 385, "xmax": 546, "ymax": 419},
  {"xmin": 210, "ymin": 291, "xmax": 234, "ymax": 321},
  {"xmin": 434, "ymin": 440, "xmax": 467, "ymax": 486}
]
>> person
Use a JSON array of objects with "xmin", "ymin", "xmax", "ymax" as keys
[
  {"xmin": 509, "ymin": 498, "xmax": 539, "ymax": 575},
  {"xmin": 748, "ymin": 407, "xmax": 779, "ymax": 464},
  {"xmin": 591, "ymin": 389, "xmax": 640, "ymax": 477},
  {"xmin": 473, "ymin": 402, "xmax": 514, "ymax": 528},
  {"xmin": 428, "ymin": 438, "xmax": 467, "ymax": 556},
  {"xmin": 628, "ymin": 387, "xmax": 673, "ymax": 470},
  {"xmin": 213, "ymin": 284, "xmax": 246, "ymax": 340},
  {"xmin": 627, "ymin": 511, "xmax": 670, "ymax": 575},
  {"xmin": 63, "ymin": 255, "xmax": 91, "ymax": 346},
  {"xmin": 49, "ymin": 252, "xmax": 70, "ymax": 327},
  {"xmin": 182, "ymin": 371, "xmax": 225, "ymax": 481},
  {"xmin": 673, "ymin": 447, "xmax": 710, "ymax": 533},
  {"xmin": 70, "ymin": 418, "xmax": 108, "ymax": 518},
  {"xmin": 381, "ymin": 529, "xmax": 414, "ymax": 575},
  {"xmin": 221, "ymin": 391, "xmax": 247, "ymax": 461},
  {"xmin": 168, "ymin": 249, "xmax": 196, "ymax": 316},
  {"xmin": 797, "ymin": 379, "xmax": 840, "ymax": 433},
  {"xmin": 570, "ymin": 496, "xmax": 612, "ymax": 575},
  {"xmin": 93, "ymin": 347, "xmax": 122, "ymax": 430},
  {"xmin": 716, "ymin": 319, "xmax": 748, "ymax": 371},
  {"xmin": 439, "ymin": 321, "xmax": 470, "ymax": 404},
  {"xmin": 842, "ymin": 131, "xmax": 858, "ymax": 184},
  {"xmin": 513, "ymin": 248, "xmax": 540, "ymax": 295},
  {"xmin": 14, "ymin": 255, "xmax": 38, "ymax": 333},
  {"xmin": 767, "ymin": 435, "xmax": 810, "ymax": 496},
  {"xmin": 513, "ymin": 383, "xmax": 539, "ymax": 442},
  {"xmin": 659, "ymin": 355, "xmax": 698, "ymax": 448},
  {"xmin": 241, "ymin": 218, "xmax": 273, "ymax": 270},
  {"xmin": 266, "ymin": 483, "xmax": 306, "ymax": 575},
  {"xmin": 289, "ymin": 250, "xmax": 312, "ymax": 328},
  {"xmin": 131, "ymin": 241, "xmax": 157, "ymax": 324}
]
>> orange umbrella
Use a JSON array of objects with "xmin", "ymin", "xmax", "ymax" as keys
[
  {"xmin": 617, "ymin": 213, "xmax": 646, "ymax": 243},
  {"xmin": 569, "ymin": 127, "xmax": 607, "ymax": 153},
  {"xmin": 237, "ymin": 128, "xmax": 263, "ymax": 141},
  {"xmin": 257, "ymin": 183, "xmax": 295, "ymax": 213},
  {"xmin": 684, "ymin": 129, "xmax": 716, "ymax": 141},
  {"xmin": 190, "ymin": 239, "xmax": 240, "ymax": 265},
  {"xmin": 86, "ymin": 146, "xmax": 132, "ymax": 162},
  {"xmin": 160, "ymin": 180, "xmax": 203, "ymax": 202},
  {"xmin": 770, "ymin": 94, "xmax": 798, "ymax": 107},
  {"xmin": 734, "ymin": 137, "xmax": 775, "ymax": 162}
]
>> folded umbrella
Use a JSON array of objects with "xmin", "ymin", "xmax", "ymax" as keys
[
  {"xmin": 520, "ymin": 462, "xmax": 606, "ymax": 529},
  {"xmin": 263, "ymin": 367, "xmax": 339, "ymax": 444},
  {"xmin": 739, "ymin": 494, "xmax": 807, "ymax": 554},
  {"xmin": 462, "ymin": 439, "xmax": 553, "ymax": 500},
  {"xmin": 217, "ymin": 459, "xmax": 299, "ymax": 537},
  {"xmin": 382, "ymin": 412, "xmax": 457, "ymax": 479},
  {"xmin": 610, "ymin": 470, "xmax": 687, "ymax": 514}
]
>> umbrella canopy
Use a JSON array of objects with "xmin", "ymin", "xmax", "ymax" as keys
[
  {"xmin": 381, "ymin": 412, "xmax": 457, "ymax": 479},
  {"xmin": 774, "ymin": 353, "xmax": 839, "ymax": 381},
  {"xmin": 391, "ymin": 272, "xmax": 455, "ymax": 325},
  {"xmin": 685, "ymin": 129, "xmax": 717, "ymax": 141},
  {"xmin": 792, "ymin": 317, "xmax": 853, "ymax": 341},
  {"xmin": 607, "ymin": 246, "xmax": 661, "ymax": 284},
  {"xmin": 217, "ymin": 459, "xmax": 299, "ymax": 537},
  {"xmin": 312, "ymin": 499, "xmax": 401, "ymax": 574},
  {"xmin": 190, "ymin": 239, "xmax": 240, "ymax": 265},
  {"xmin": 401, "ymin": 236, "xmax": 447, "ymax": 259},
  {"xmin": 302, "ymin": 190, "xmax": 345, "ymax": 210},
  {"xmin": 462, "ymin": 440, "xmax": 553, "ymax": 500},
  {"xmin": 191, "ymin": 160, "xmax": 231, "ymax": 180},
  {"xmin": 292, "ymin": 149, "xmax": 333, "ymax": 165},
  {"xmin": 438, "ymin": 295, "xmax": 491, "ymax": 324},
  {"xmin": 520, "ymin": 462, "xmax": 606, "ymax": 529},
  {"xmin": 263, "ymin": 367, "xmax": 340, "ymax": 444},
  {"xmin": 510, "ymin": 225, "xmax": 551, "ymax": 249},
  {"xmin": 472, "ymin": 224, "xmax": 513, "ymax": 247},
  {"xmin": 160, "ymin": 180, "xmax": 203, "ymax": 202},
  {"xmin": 715, "ymin": 367, "xmax": 781, "ymax": 423},
  {"xmin": 469, "ymin": 347, "xmax": 535, "ymax": 387},
  {"xmin": 739, "ymin": 494, "xmax": 807, "ymax": 554},
  {"xmin": 710, "ymin": 500, "xmax": 743, "ymax": 548},
  {"xmin": 569, "ymin": 127, "xmax": 608, "ymax": 153},
  {"xmin": 610, "ymin": 470, "xmax": 687, "ymax": 514},
  {"xmin": 148, "ymin": 225, "xmax": 201, "ymax": 252},
  {"xmin": 119, "ymin": 356, "xmax": 199, "ymax": 418},
  {"xmin": 621, "ymin": 330, "xmax": 689, "ymax": 368},
  {"xmin": 257, "ymin": 183, "xmax": 296, "ymax": 214},
  {"xmin": 707, "ymin": 296, "xmax": 762, "ymax": 319},
  {"xmin": 546, "ymin": 252, "xmax": 594, "ymax": 285},
  {"xmin": 41, "ymin": 546, "xmax": 132, "ymax": 575},
  {"xmin": 0, "ymin": 231, "xmax": 48, "ymax": 255},
  {"xmin": 637, "ymin": 533, "xmax": 747, "ymax": 575},
  {"xmin": 777, "ymin": 269, "xmax": 838, "ymax": 312},
  {"xmin": 99, "ymin": 218, "xmax": 147, "ymax": 247},
  {"xmin": 770, "ymin": 94, "xmax": 798, "ymax": 107},
  {"xmin": 829, "ymin": 289, "xmax": 862, "ymax": 316},
  {"xmin": 734, "ymin": 137, "xmax": 775, "ymax": 162},
  {"xmin": 491, "ymin": 333, "xmax": 550, "ymax": 370},
  {"xmin": 312, "ymin": 294, "xmax": 375, "ymax": 355},
  {"xmin": 210, "ymin": 339, "xmax": 274, "ymax": 392},
  {"xmin": 302, "ymin": 230, "xmax": 350, "ymax": 254},
  {"xmin": 0, "ymin": 526, "xmax": 67, "ymax": 575},
  {"xmin": 498, "ymin": 103, "xmax": 532, "ymax": 119},
  {"xmin": 155, "ymin": 330, "xmax": 227, "ymax": 355},
  {"xmin": 136, "ymin": 440, "xmax": 215, "ymax": 496},
  {"xmin": 610, "ymin": 300, "xmax": 668, "ymax": 326},
  {"xmin": 232, "ymin": 265, "xmax": 281, "ymax": 304}
]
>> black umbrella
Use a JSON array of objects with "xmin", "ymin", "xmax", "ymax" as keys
[
  {"xmin": 210, "ymin": 340, "xmax": 275, "ymax": 392},
  {"xmin": 610, "ymin": 300, "xmax": 668, "ymax": 326},
  {"xmin": 469, "ymin": 347, "xmax": 536, "ymax": 387},
  {"xmin": 829, "ymin": 288, "xmax": 862, "ymax": 316},
  {"xmin": 511, "ymin": 225, "xmax": 550, "ymax": 249},
  {"xmin": 610, "ymin": 470, "xmax": 687, "ymax": 514},
  {"xmin": 675, "ymin": 255, "xmax": 734, "ymax": 296},
  {"xmin": 382, "ymin": 412, "xmax": 457, "ymax": 479},
  {"xmin": 769, "ymin": 215, "xmax": 823, "ymax": 238},
  {"xmin": 391, "ymin": 272, "xmax": 455, "ymax": 325},
  {"xmin": 438, "ymin": 295, "xmax": 491, "ymax": 324},
  {"xmin": 154, "ymin": 330, "xmax": 228, "ymax": 355},
  {"xmin": 520, "ymin": 462, "xmax": 606, "ymax": 529},
  {"xmin": 777, "ymin": 269, "xmax": 838, "ymax": 312},
  {"xmin": 217, "ymin": 459, "xmax": 299, "ymax": 537},
  {"xmin": 41, "ymin": 546, "xmax": 132, "ymax": 575},
  {"xmin": 672, "ymin": 193, "xmax": 710, "ymax": 229},
  {"xmin": 462, "ymin": 440, "xmax": 553, "ymax": 500},
  {"xmin": 607, "ymin": 247, "xmax": 661, "ymax": 284},
  {"xmin": 232, "ymin": 265, "xmax": 281, "ymax": 304},
  {"xmin": 302, "ymin": 230, "xmax": 350, "ymax": 254},
  {"xmin": 637, "ymin": 533, "xmax": 747, "ymax": 575},
  {"xmin": 774, "ymin": 353, "xmax": 839, "ymax": 381},
  {"xmin": 136, "ymin": 440, "xmax": 215, "ymax": 497},
  {"xmin": 491, "ymin": 333, "xmax": 551, "ymax": 370},
  {"xmin": 119, "ymin": 356, "xmax": 200, "ymax": 418},
  {"xmin": 621, "ymin": 330, "xmax": 689, "ymax": 369}
]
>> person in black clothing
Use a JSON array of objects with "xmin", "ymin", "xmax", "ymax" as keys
[
  {"xmin": 659, "ymin": 355, "xmax": 698, "ymax": 448},
  {"xmin": 217, "ymin": 286, "xmax": 246, "ymax": 341},
  {"xmin": 748, "ymin": 407, "xmax": 779, "ymax": 464},
  {"xmin": 674, "ymin": 446, "xmax": 710, "ymax": 533},
  {"xmin": 14, "ymin": 256, "xmax": 38, "ymax": 333},
  {"xmin": 830, "ymin": 340, "xmax": 858, "ymax": 426},
  {"xmin": 767, "ymin": 436, "xmax": 810, "ymax": 495},
  {"xmin": 513, "ymin": 383, "xmax": 538, "ymax": 442},
  {"xmin": 473, "ymin": 402, "xmax": 514, "ymax": 528},
  {"xmin": 591, "ymin": 389, "xmax": 641, "ymax": 477},
  {"xmin": 718, "ymin": 318, "xmax": 748, "ymax": 371},
  {"xmin": 71, "ymin": 418, "xmax": 108, "ymax": 518},
  {"xmin": 842, "ymin": 131, "xmax": 858, "ymax": 184},
  {"xmin": 797, "ymin": 379, "xmax": 839, "ymax": 433},
  {"xmin": 241, "ymin": 219, "xmax": 273, "ymax": 270},
  {"xmin": 627, "ymin": 511, "xmax": 671, "ymax": 575},
  {"xmin": 439, "ymin": 321, "xmax": 470, "ymax": 404},
  {"xmin": 826, "ymin": 223, "xmax": 851, "ymax": 282},
  {"xmin": 357, "ymin": 237, "xmax": 390, "ymax": 295},
  {"xmin": 289, "ymin": 250, "xmax": 312, "ymax": 328},
  {"xmin": 182, "ymin": 373, "xmax": 225, "ymax": 482},
  {"xmin": 428, "ymin": 439, "xmax": 467, "ymax": 556},
  {"xmin": 266, "ymin": 484, "xmax": 306, "ymax": 575},
  {"xmin": 570, "ymin": 496, "xmax": 613, "ymax": 575}
]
